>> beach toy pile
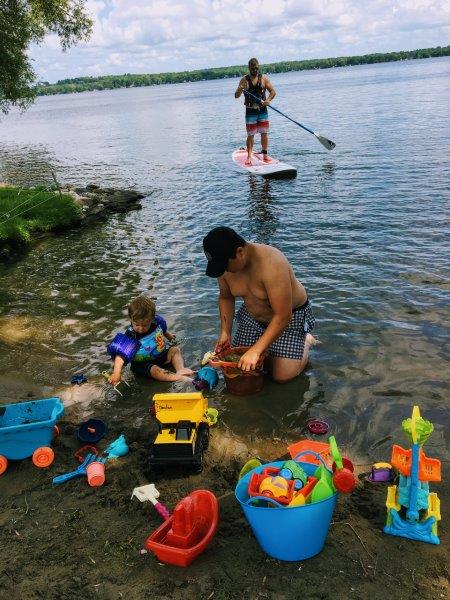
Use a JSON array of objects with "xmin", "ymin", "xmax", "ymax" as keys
[
  {"xmin": 53, "ymin": 419, "xmax": 129, "ymax": 488},
  {"xmin": 383, "ymin": 405, "xmax": 441, "ymax": 545},
  {"xmin": 235, "ymin": 437, "xmax": 356, "ymax": 561}
]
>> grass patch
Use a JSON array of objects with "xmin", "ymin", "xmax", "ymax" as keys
[{"xmin": 0, "ymin": 186, "xmax": 81, "ymax": 243}]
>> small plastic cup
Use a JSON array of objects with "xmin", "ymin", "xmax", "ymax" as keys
[{"xmin": 86, "ymin": 461, "xmax": 105, "ymax": 487}]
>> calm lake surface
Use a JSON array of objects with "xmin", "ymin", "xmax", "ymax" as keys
[{"xmin": 1, "ymin": 57, "xmax": 449, "ymax": 460}]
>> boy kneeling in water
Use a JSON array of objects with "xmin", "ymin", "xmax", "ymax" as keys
[{"xmin": 108, "ymin": 295, "xmax": 194, "ymax": 384}]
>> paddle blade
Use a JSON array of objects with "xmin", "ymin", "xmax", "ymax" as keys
[{"xmin": 315, "ymin": 133, "xmax": 336, "ymax": 151}]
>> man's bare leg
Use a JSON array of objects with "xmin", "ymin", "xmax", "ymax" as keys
[
  {"xmin": 270, "ymin": 333, "xmax": 317, "ymax": 383},
  {"xmin": 261, "ymin": 132, "xmax": 270, "ymax": 162},
  {"xmin": 246, "ymin": 135, "xmax": 254, "ymax": 165}
]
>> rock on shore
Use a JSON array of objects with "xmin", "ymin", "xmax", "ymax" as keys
[{"xmin": 61, "ymin": 183, "xmax": 145, "ymax": 223}]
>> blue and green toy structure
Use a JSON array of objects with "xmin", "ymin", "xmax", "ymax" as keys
[{"xmin": 384, "ymin": 405, "xmax": 441, "ymax": 545}]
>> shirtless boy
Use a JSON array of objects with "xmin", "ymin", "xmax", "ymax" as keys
[{"xmin": 203, "ymin": 227, "xmax": 316, "ymax": 383}]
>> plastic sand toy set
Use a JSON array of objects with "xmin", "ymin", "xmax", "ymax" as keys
[{"xmin": 1, "ymin": 383, "xmax": 444, "ymax": 568}]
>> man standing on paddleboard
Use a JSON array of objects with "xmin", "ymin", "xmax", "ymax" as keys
[
  {"xmin": 203, "ymin": 226, "xmax": 317, "ymax": 383},
  {"xmin": 235, "ymin": 58, "xmax": 276, "ymax": 166}
]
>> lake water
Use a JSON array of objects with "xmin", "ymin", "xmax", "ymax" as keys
[{"xmin": 0, "ymin": 57, "xmax": 449, "ymax": 461}]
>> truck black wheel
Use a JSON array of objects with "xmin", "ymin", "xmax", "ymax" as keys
[
  {"xmin": 198, "ymin": 423, "xmax": 209, "ymax": 450},
  {"xmin": 192, "ymin": 432, "xmax": 206, "ymax": 474}
]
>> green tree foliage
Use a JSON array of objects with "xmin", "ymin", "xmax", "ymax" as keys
[
  {"xmin": 35, "ymin": 46, "xmax": 450, "ymax": 97},
  {"xmin": 0, "ymin": 0, "xmax": 92, "ymax": 113}
]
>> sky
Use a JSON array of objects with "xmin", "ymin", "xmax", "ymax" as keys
[{"xmin": 30, "ymin": 0, "xmax": 450, "ymax": 83}]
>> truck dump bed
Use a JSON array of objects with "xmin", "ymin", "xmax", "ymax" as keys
[{"xmin": 152, "ymin": 393, "xmax": 207, "ymax": 424}]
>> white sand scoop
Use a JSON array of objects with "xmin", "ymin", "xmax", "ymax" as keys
[{"xmin": 131, "ymin": 484, "xmax": 170, "ymax": 520}]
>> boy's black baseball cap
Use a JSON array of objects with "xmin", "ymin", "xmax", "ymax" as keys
[{"xmin": 203, "ymin": 226, "xmax": 246, "ymax": 277}]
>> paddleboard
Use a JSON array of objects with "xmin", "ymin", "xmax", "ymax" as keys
[{"xmin": 232, "ymin": 148, "xmax": 297, "ymax": 179}]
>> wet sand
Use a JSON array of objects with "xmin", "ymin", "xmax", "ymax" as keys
[{"xmin": 0, "ymin": 396, "xmax": 448, "ymax": 600}]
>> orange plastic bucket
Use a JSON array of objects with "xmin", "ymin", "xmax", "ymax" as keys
[{"xmin": 210, "ymin": 346, "xmax": 266, "ymax": 396}]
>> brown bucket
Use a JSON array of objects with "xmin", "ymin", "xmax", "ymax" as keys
[{"xmin": 210, "ymin": 346, "xmax": 265, "ymax": 396}]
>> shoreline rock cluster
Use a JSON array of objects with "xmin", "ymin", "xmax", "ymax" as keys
[
  {"xmin": 0, "ymin": 184, "xmax": 146, "ymax": 261},
  {"xmin": 62, "ymin": 184, "xmax": 145, "ymax": 224}
]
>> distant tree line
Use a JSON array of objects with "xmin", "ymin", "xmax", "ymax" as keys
[{"xmin": 36, "ymin": 46, "xmax": 450, "ymax": 96}]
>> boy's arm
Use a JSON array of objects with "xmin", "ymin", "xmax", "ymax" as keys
[
  {"xmin": 109, "ymin": 355, "xmax": 125, "ymax": 384},
  {"xmin": 164, "ymin": 331, "xmax": 176, "ymax": 342},
  {"xmin": 216, "ymin": 276, "xmax": 235, "ymax": 352}
]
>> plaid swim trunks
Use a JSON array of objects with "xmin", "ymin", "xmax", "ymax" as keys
[
  {"xmin": 232, "ymin": 300, "xmax": 316, "ymax": 360},
  {"xmin": 245, "ymin": 107, "xmax": 270, "ymax": 136}
]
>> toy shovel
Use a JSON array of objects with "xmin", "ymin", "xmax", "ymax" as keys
[
  {"xmin": 53, "ymin": 453, "xmax": 99, "ymax": 485},
  {"xmin": 131, "ymin": 484, "xmax": 170, "ymax": 521}
]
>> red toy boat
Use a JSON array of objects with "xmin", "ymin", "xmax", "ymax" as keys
[{"xmin": 145, "ymin": 489, "xmax": 219, "ymax": 567}]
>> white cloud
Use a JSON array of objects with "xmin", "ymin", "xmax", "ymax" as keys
[{"xmin": 29, "ymin": 0, "xmax": 450, "ymax": 82}]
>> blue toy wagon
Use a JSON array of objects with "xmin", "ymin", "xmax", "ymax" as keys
[{"xmin": 0, "ymin": 397, "xmax": 64, "ymax": 476}]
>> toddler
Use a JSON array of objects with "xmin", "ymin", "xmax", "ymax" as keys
[{"xmin": 108, "ymin": 295, "xmax": 194, "ymax": 384}]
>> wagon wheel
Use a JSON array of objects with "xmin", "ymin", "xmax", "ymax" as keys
[
  {"xmin": 0, "ymin": 455, "xmax": 8, "ymax": 476},
  {"xmin": 32, "ymin": 447, "xmax": 55, "ymax": 468}
]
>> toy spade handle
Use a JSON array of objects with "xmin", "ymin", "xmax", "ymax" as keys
[
  {"xmin": 328, "ymin": 436, "xmax": 343, "ymax": 470},
  {"xmin": 52, "ymin": 467, "xmax": 84, "ymax": 485},
  {"xmin": 154, "ymin": 501, "xmax": 171, "ymax": 521}
]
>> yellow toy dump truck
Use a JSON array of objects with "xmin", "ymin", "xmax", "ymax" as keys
[{"xmin": 149, "ymin": 392, "xmax": 217, "ymax": 474}]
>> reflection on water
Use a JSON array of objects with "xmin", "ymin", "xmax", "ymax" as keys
[
  {"xmin": 0, "ymin": 58, "xmax": 449, "ymax": 460},
  {"xmin": 0, "ymin": 147, "xmax": 60, "ymax": 187},
  {"xmin": 247, "ymin": 177, "xmax": 279, "ymax": 241}
]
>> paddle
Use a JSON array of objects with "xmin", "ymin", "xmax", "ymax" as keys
[{"xmin": 244, "ymin": 90, "xmax": 336, "ymax": 151}]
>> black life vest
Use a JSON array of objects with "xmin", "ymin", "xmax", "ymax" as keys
[{"xmin": 244, "ymin": 74, "xmax": 266, "ymax": 108}]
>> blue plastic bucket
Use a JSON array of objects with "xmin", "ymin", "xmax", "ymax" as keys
[{"xmin": 235, "ymin": 453, "xmax": 338, "ymax": 561}]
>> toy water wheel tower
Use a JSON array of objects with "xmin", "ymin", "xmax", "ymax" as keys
[{"xmin": 384, "ymin": 406, "xmax": 441, "ymax": 545}]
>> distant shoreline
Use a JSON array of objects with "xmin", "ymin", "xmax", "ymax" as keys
[{"xmin": 36, "ymin": 45, "xmax": 449, "ymax": 97}]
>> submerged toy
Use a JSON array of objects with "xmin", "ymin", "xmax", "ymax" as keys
[
  {"xmin": 145, "ymin": 489, "xmax": 219, "ymax": 567},
  {"xmin": 149, "ymin": 392, "xmax": 217, "ymax": 474},
  {"xmin": 384, "ymin": 406, "xmax": 441, "ymax": 545},
  {"xmin": 71, "ymin": 374, "xmax": 88, "ymax": 385},
  {"xmin": 0, "ymin": 398, "xmax": 64, "ymax": 476},
  {"xmin": 193, "ymin": 366, "xmax": 219, "ymax": 391},
  {"xmin": 101, "ymin": 370, "xmax": 131, "ymax": 396}
]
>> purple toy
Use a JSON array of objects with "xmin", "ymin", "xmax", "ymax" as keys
[{"xmin": 367, "ymin": 463, "xmax": 394, "ymax": 483}]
